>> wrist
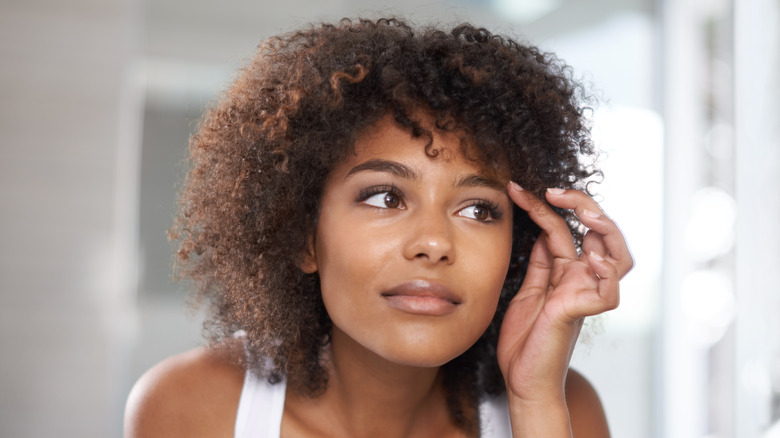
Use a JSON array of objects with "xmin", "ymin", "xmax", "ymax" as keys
[
  {"xmin": 507, "ymin": 395, "xmax": 572, "ymax": 438},
  {"xmin": 504, "ymin": 372, "xmax": 567, "ymax": 405}
]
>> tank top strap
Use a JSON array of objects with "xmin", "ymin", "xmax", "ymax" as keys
[
  {"xmin": 234, "ymin": 368, "xmax": 286, "ymax": 438},
  {"xmin": 479, "ymin": 394, "xmax": 511, "ymax": 437}
]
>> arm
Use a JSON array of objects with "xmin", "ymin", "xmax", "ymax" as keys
[
  {"xmin": 504, "ymin": 369, "xmax": 610, "ymax": 438},
  {"xmin": 498, "ymin": 184, "xmax": 632, "ymax": 438},
  {"xmin": 124, "ymin": 346, "xmax": 244, "ymax": 438}
]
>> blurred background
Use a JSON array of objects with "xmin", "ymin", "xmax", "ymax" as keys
[{"xmin": 1, "ymin": 0, "xmax": 778, "ymax": 436}]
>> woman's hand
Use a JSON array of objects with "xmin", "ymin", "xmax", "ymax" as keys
[{"xmin": 497, "ymin": 183, "xmax": 633, "ymax": 437}]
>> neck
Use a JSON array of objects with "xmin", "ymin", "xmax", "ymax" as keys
[{"xmin": 286, "ymin": 328, "xmax": 457, "ymax": 438}]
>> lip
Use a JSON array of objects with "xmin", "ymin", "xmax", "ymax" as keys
[{"xmin": 381, "ymin": 280, "xmax": 461, "ymax": 316}]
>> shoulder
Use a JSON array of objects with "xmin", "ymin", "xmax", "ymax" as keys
[
  {"xmin": 124, "ymin": 343, "xmax": 245, "ymax": 438},
  {"xmin": 565, "ymin": 368, "xmax": 610, "ymax": 438}
]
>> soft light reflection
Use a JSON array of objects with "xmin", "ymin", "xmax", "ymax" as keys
[
  {"xmin": 680, "ymin": 269, "xmax": 736, "ymax": 347},
  {"xmin": 684, "ymin": 187, "xmax": 736, "ymax": 262}
]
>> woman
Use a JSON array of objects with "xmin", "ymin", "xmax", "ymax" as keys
[{"xmin": 125, "ymin": 18, "xmax": 633, "ymax": 437}]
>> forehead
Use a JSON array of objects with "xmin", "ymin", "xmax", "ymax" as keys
[{"xmin": 341, "ymin": 113, "xmax": 510, "ymax": 181}]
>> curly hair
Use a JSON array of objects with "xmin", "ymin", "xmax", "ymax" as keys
[{"xmin": 172, "ymin": 17, "xmax": 597, "ymax": 433}]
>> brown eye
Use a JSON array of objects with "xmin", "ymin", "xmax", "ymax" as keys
[
  {"xmin": 472, "ymin": 205, "xmax": 489, "ymax": 221},
  {"xmin": 458, "ymin": 203, "xmax": 499, "ymax": 222},
  {"xmin": 383, "ymin": 193, "xmax": 400, "ymax": 208},
  {"xmin": 362, "ymin": 190, "xmax": 404, "ymax": 209}
]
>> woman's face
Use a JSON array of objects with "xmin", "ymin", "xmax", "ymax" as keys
[{"xmin": 307, "ymin": 114, "xmax": 514, "ymax": 368}]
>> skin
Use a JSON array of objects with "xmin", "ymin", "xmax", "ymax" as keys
[
  {"xmin": 306, "ymin": 117, "xmax": 514, "ymax": 369},
  {"xmin": 125, "ymin": 114, "xmax": 633, "ymax": 438}
]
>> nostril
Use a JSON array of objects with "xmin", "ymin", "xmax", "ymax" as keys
[{"xmin": 415, "ymin": 251, "xmax": 449, "ymax": 262}]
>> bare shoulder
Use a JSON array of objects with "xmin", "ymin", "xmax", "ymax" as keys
[
  {"xmin": 124, "ymin": 343, "xmax": 245, "ymax": 438},
  {"xmin": 565, "ymin": 369, "xmax": 610, "ymax": 438}
]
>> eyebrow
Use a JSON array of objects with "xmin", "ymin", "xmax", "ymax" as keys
[
  {"xmin": 346, "ymin": 159, "xmax": 419, "ymax": 181},
  {"xmin": 345, "ymin": 158, "xmax": 506, "ymax": 192},
  {"xmin": 453, "ymin": 174, "xmax": 507, "ymax": 192}
]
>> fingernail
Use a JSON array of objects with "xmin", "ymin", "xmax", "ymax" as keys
[
  {"xmin": 509, "ymin": 181, "xmax": 524, "ymax": 191},
  {"xmin": 589, "ymin": 251, "xmax": 604, "ymax": 262},
  {"xmin": 582, "ymin": 209, "xmax": 602, "ymax": 219},
  {"xmin": 547, "ymin": 187, "xmax": 565, "ymax": 195}
]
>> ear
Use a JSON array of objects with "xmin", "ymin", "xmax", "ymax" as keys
[{"xmin": 299, "ymin": 234, "xmax": 318, "ymax": 274}]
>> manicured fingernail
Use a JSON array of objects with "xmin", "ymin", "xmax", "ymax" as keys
[
  {"xmin": 547, "ymin": 187, "xmax": 565, "ymax": 195},
  {"xmin": 582, "ymin": 209, "xmax": 602, "ymax": 219},
  {"xmin": 589, "ymin": 251, "xmax": 604, "ymax": 262},
  {"xmin": 509, "ymin": 181, "xmax": 524, "ymax": 191}
]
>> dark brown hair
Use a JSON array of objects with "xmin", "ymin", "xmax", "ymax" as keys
[{"xmin": 173, "ymin": 17, "xmax": 596, "ymax": 433}]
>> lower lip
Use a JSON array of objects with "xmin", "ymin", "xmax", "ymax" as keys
[{"xmin": 383, "ymin": 295, "xmax": 457, "ymax": 316}]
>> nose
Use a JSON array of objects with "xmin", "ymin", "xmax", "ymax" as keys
[{"xmin": 402, "ymin": 208, "xmax": 455, "ymax": 264}]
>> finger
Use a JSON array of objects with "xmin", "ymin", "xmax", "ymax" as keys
[
  {"xmin": 586, "ymin": 250, "xmax": 621, "ymax": 312},
  {"xmin": 507, "ymin": 182, "xmax": 578, "ymax": 260},
  {"xmin": 545, "ymin": 188, "xmax": 634, "ymax": 277},
  {"xmin": 558, "ymin": 253, "xmax": 620, "ymax": 319},
  {"xmin": 582, "ymin": 229, "xmax": 607, "ymax": 258}
]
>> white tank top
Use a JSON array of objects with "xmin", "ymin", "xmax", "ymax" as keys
[{"xmin": 234, "ymin": 369, "xmax": 512, "ymax": 437}]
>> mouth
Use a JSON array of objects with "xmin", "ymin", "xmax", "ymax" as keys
[{"xmin": 381, "ymin": 280, "xmax": 461, "ymax": 316}]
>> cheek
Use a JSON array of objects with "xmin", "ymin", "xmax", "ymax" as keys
[
  {"xmin": 315, "ymin": 222, "xmax": 391, "ymax": 283},
  {"xmin": 468, "ymin": 228, "xmax": 513, "ymax": 319},
  {"xmin": 468, "ymin": 266, "xmax": 508, "ymax": 329},
  {"xmin": 313, "ymin": 211, "xmax": 394, "ymax": 315}
]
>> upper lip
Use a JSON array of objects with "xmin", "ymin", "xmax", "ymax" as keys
[{"xmin": 380, "ymin": 280, "xmax": 461, "ymax": 304}]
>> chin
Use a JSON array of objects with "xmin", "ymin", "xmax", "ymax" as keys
[
  {"xmin": 330, "ymin": 315, "xmax": 491, "ymax": 369},
  {"xmin": 372, "ymin": 336, "xmax": 477, "ymax": 368},
  {"xmin": 381, "ymin": 351, "xmax": 462, "ymax": 368}
]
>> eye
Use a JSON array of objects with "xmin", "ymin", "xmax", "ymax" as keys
[
  {"xmin": 458, "ymin": 202, "xmax": 502, "ymax": 222},
  {"xmin": 364, "ymin": 192, "xmax": 401, "ymax": 209},
  {"xmin": 358, "ymin": 185, "xmax": 404, "ymax": 209}
]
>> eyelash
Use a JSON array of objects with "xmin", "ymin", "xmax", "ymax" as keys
[
  {"xmin": 356, "ymin": 185, "xmax": 503, "ymax": 222},
  {"xmin": 357, "ymin": 184, "xmax": 402, "ymax": 205}
]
